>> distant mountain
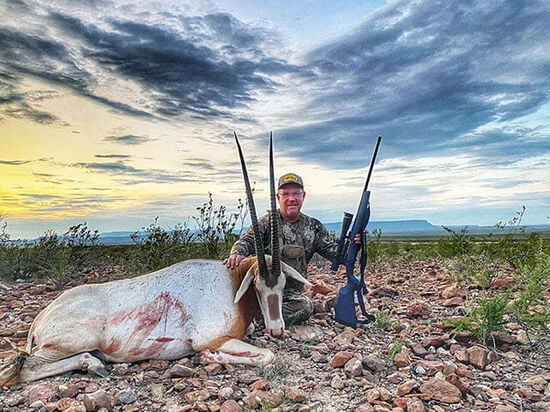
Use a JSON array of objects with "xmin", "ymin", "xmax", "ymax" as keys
[
  {"xmin": 324, "ymin": 219, "xmax": 445, "ymax": 235},
  {"xmin": 97, "ymin": 220, "xmax": 550, "ymax": 244}
]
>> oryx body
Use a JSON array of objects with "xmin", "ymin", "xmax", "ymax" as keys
[{"xmin": 0, "ymin": 257, "xmax": 309, "ymax": 385}]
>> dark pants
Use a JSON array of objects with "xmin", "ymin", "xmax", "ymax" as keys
[{"xmin": 282, "ymin": 289, "xmax": 314, "ymax": 326}]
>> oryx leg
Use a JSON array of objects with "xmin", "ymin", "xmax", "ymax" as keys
[
  {"xmin": 20, "ymin": 350, "xmax": 107, "ymax": 383},
  {"xmin": 200, "ymin": 338, "xmax": 274, "ymax": 366}
]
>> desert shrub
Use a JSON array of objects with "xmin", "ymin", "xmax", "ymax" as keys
[
  {"xmin": 447, "ymin": 292, "xmax": 510, "ymax": 346},
  {"xmin": 437, "ymin": 226, "xmax": 475, "ymax": 258},
  {"xmin": 510, "ymin": 252, "xmax": 550, "ymax": 327},
  {"xmin": 193, "ymin": 193, "xmax": 247, "ymax": 259},
  {"xmin": 445, "ymin": 253, "xmax": 499, "ymax": 288},
  {"xmin": 130, "ymin": 217, "xmax": 194, "ymax": 272}
]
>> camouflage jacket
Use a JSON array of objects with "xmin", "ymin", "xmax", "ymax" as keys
[{"xmin": 230, "ymin": 211, "xmax": 337, "ymax": 289}]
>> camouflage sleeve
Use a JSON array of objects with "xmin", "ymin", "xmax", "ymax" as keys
[
  {"xmin": 230, "ymin": 213, "xmax": 270, "ymax": 256},
  {"xmin": 316, "ymin": 223, "xmax": 338, "ymax": 261},
  {"xmin": 311, "ymin": 218, "xmax": 338, "ymax": 262}
]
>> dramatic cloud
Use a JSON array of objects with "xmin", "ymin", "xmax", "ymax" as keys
[
  {"xmin": 272, "ymin": 0, "xmax": 550, "ymax": 167},
  {"xmin": 103, "ymin": 135, "xmax": 150, "ymax": 145}
]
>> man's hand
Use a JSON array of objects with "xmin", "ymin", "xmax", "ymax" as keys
[{"xmin": 223, "ymin": 253, "xmax": 246, "ymax": 269}]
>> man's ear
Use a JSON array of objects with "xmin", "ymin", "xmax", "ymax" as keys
[
  {"xmin": 234, "ymin": 270, "xmax": 255, "ymax": 303},
  {"xmin": 281, "ymin": 262, "xmax": 312, "ymax": 286}
]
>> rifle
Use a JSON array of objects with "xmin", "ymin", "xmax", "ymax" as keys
[{"xmin": 332, "ymin": 136, "xmax": 382, "ymax": 328}]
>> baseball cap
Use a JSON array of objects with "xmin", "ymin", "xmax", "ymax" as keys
[{"xmin": 278, "ymin": 173, "xmax": 304, "ymax": 189}]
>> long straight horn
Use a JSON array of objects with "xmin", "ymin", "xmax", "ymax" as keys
[
  {"xmin": 269, "ymin": 132, "xmax": 281, "ymax": 278},
  {"xmin": 233, "ymin": 132, "xmax": 268, "ymax": 278}
]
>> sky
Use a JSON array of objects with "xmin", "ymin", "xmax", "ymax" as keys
[{"xmin": 1, "ymin": 0, "xmax": 549, "ymax": 239}]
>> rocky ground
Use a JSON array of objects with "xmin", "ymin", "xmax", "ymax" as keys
[{"xmin": 0, "ymin": 258, "xmax": 548, "ymax": 412}]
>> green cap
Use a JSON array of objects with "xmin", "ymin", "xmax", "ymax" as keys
[{"xmin": 278, "ymin": 173, "xmax": 304, "ymax": 189}]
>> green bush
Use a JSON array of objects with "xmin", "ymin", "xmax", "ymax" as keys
[{"xmin": 447, "ymin": 292, "xmax": 510, "ymax": 346}]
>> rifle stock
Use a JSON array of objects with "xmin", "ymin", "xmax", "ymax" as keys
[{"xmin": 333, "ymin": 136, "xmax": 381, "ymax": 328}]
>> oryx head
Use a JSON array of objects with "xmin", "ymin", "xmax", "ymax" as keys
[{"xmin": 233, "ymin": 132, "xmax": 310, "ymax": 338}]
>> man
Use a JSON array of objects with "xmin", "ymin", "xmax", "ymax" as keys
[{"xmin": 223, "ymin": 172, "xmax": 341, "ymax": 326}]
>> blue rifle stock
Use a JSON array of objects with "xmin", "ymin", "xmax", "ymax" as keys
[{"xmin": 333, "ymin": 136, "xmax": 382, "ymax": 328}]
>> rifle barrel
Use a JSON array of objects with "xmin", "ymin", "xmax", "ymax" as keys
[{"xmin": 363, "ymin": 135, "xmax": 382, "ymax": 192}]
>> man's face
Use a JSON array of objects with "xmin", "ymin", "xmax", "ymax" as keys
[{"xmin": 277, "ymin": 184, "xmax": 306, "ymax": 222}]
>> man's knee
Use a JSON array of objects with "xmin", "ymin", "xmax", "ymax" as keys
[{"xmin": 282, "ymin": 293, "xmax": 314, "ymax": 326}]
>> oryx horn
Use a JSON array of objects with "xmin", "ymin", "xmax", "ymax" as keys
[
  {"xmin": 269, "ymin": 132, "xmax": 281, "ymax": 279},
  {"xmin": 234, "ymin": 132, "xmax": 269, "ymax": 278}
]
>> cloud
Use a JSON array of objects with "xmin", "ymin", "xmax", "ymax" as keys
[
  {"xmin": 271, "ymin": 0, "xmax": 550, "ymax": 167},
  {"xmin": 0, "ymin": 2, "xmax": 293, "ymax": 123},
  {"xmin": 0, "ymin": 159, "xmax": 32, "ymax": 165},
  {"xmin": 103, "ymin": 134, "xmax": 150, "ymax": 145}
]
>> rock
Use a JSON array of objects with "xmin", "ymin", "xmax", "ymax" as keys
[
  {"xmin": 441, "ymin": 285, "xmax": 461, "ymax": 298},
  {"xmin": 331, "ymin": 374, "xmax": 345, "ymax": 389},
  {"xmin": 117, "ymin": 388, "xmax": 137, "ymax": 405},
  {"xmin": 149, "ymin": 384, "xmax": 165, "ymax": 400},
  {"xmin": 243, "ymin": 390, "xmax": 284, "ymax": 409},
  {"xmin": 421, "ymin": 335, "xmax": 449, "ymax": 348},
  {"xmin": 409, "ymin": 343, "xmax": 428, "ymax": 357},
  {"xmin": 218, "ymin": 387, "xmax": 234, "ymax": 400},
  {"xmin": 466, "ymin": 346, "xmax": 492, "ymax": 370},
  {"xmin": 443, "ymin": 296, "xmax": 464, "ymax": 307},
  {"xmin": 56, "ymin": 398, "xmax": 86, "ymax": 412},
  {"xmin": 286, "ymin": 387, "xmax": 307, "ymax": 402},
  {"xmin": 365, "ymin": 388, "xmax": 380, "ymax": 403},
  {"xmin": 393, "ymin": 347, "xmax": 410, "ymax": 368},
  {"xmin": 329, "ymin": 351, "xmax": 355, "ymax": 368},
  {"xmin": 220, "ymin": 400, "xmax": 243, "ymax": 412},
  {"xmin": 407, "ymin": 398, "xmax": 426, "ymax": 412},
  {"xmin": 166, "ymin": 363, "xmax": 195, "ymax": 378},
  {"xmin": 249, "ymin": 379, "xmax": 269, "ymax": 391},
  {"xmin": 445, "ymin": 374, "xmax": 469, "ymax": 395},
  {"xmin": 83, "ymin": 389, "xmax": 113, "ymax": 411},
  {"xmin": 28, "ymin": 382, "xmax": 59, "ymax": 403},
  {"xmin": 184, "ymin": 389, "xmax": 211, "ymax": 403},
  {"xmin": 290, "ymin": 325, "xmax": 323, "ymax": 341},
  {"xmin": 420, "ymin": 379, "xmax": 462, "ymax": 403},
  {"xmin": 525, "ymin": 374, "xmax": 547, "ymax": 392},
  {"xmin": 397, "ymin": 379, "xmax": 418, "ymax": 396},
  {"xmin": 344, "ymin": 358, "xmax": 363, "ymax": 377},
  {"xmin": 407, "ymin": 301, "xmax": 431, "ymax": 318},
  {"xmin": 362, "ymin": 355, "xmax": 385, "ymax": 372},
  {"xmin": 513, "ymin": 386, "xmax": 542, "ymax": 402},
  {"xmin": 204, "ymin": 362, "xmax": 222, "ymax": 375}
]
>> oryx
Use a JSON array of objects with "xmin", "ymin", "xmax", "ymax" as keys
[{"xmin": 0, "ymin": 133, "xmax": 308, "ymax": 386}]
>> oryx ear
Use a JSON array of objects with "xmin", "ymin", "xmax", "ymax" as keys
[
  {"xmin": 234, "ymin": 270, "xmax": 255, "ymax": 303},
  {"xmin": 281, "ymin": 262, "xmax": 312, "ymax": 286}
]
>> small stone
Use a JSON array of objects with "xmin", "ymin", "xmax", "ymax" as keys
[
  {"xmin": 344, "ymin": 358, "xmax": 363, "ymax": 377},
  {"xmin": 184, "ymin": 389, "xmax": 211, "ymax": 403},
  {"xmin": 331, "ymin": 374, "xmax": 345, "ymax": 389},
  {"xmin": 420, "ymin": 379, "xmax": 461, "ymax": 403},
  {"xmin": 467, "ymin": 346, "xmax": 492, "ymax": 370},
  {"xmin": 56, "ymin": 398, "xmax": 86, "ymax": 412},
  {"xmin": 204, "ymin": 362, "xmax": 222, "ymax": 375},
  {"xmin": 421, "ymin": 335, "xmax": 449, "ymax": 348},
  {"xmin": 220, "ymin": 399, "xmax": 243, "ymax": 412},
  {"xmin": 28, "ymin": 383, "xmax": 59, "ymax": 404},
  {"xmin": 393, "ymin": 347, "xmax": 410, "ymax": 368},
  {"xmin": 286, "ymin": 387, "xmax": 307, "ymax": 402},
  {"xmin": 218, "ymin": 387, "xmax": 234, "ymax": 400},
  {"xmin": 166, "ymin": 363, "xmax": 194, "ymax": 377},
  {"xmin": 329, "ymin": 351, "xmax": 355, "ymax": 368},
  {"xmin": 149, "ymin": 384, "xmax": 165, "ymax": 400},
  {"xmin": 397, "ymin": 379, "xmax": 418, "ymax": 396},
  {"xmin": 407, "ymin": 398, "xmax": 426, "ymax": 412},
  {"xmin": 407, "ymin": 301, "xmax": 431, "ymax": 318},
  {"xmin": 365, "ymin": 388, "xmax": 380, "ymax": 403},
  {"xmin": 525, "ymin": 374, "xmax": 547, "ymax": 392},
  {"xmin": 362, "ymin": 355, "xmax": 385, "ymax": 372},
  {"xmin": 117, "ymin": 388, "xmax": 137, "ymax": 405},
  {"xmin": 250, "ymin": 379, "xmax": 269, "ymax": 391},
  {"xmin": 83, "ymin": 389, "xmax": 113, "ymax": 411}
]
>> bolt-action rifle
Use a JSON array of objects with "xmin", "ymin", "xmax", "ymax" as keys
[{"xmin": 331, "ymin": 136, "xmax": 382, "ymax": 328}]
